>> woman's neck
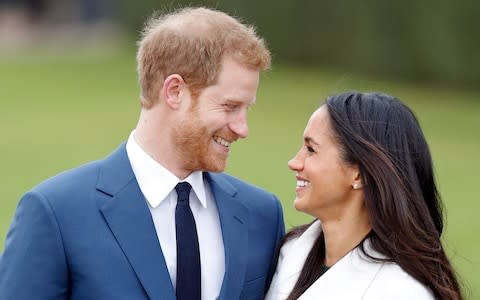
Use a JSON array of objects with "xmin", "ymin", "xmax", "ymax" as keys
[{"xmin": 320, "ymin": 208, "xmax": 371, "ymax": 267}]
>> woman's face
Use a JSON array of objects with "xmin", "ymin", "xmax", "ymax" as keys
[{"xmin": 288, "ymin": 106, "xmax": 360, "ymax": 219}]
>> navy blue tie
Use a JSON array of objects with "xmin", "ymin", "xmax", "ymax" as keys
[{"xmin": 175, "ymin": 182, "xmax": 201, "ymax": 300}]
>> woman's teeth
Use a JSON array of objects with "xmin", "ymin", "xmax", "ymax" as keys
[{"xmin": 296, "ymin": 180, "xmax": 311, "ymax": 188}]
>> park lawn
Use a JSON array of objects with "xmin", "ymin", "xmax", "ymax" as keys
[{"xmin": 1, "ymin": 49, "xmax": 479, "ymax": 297}]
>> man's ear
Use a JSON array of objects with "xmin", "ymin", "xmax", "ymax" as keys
[{"xmin": 161, "ymin": 74, "xmax": 185, "ymax": 109}]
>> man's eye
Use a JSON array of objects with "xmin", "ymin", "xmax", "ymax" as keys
[
  {"xmin": 224, "ymin": 103, "xmax": 238, "ymax": 111},
  {"xmin": 306, "ymin": 146, "xmax": 315, "ymax": 153}
]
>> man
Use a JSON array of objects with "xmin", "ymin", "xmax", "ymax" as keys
[{"xmin": 0, "ymin": 7, "xmax": 285, "ymax": 300}]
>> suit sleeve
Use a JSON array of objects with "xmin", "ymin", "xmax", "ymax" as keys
[
  {"xmin": 0, "ymin": 191, "xmax": 69, "ymax": 299},
  {"xmin": 264, "ymin": 194, "xmax": 285, "ymax": 292}
]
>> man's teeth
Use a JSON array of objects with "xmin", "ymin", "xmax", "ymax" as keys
[
  {"xmin": 214, "ymin": 136, "xmax": 231, "ymax": 147},
  {"xmin": 297, "ymin": 180, "xmax": 311, "ymax": 188}
]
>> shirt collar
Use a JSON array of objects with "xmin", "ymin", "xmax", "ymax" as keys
[{"xmin": 126, "ymin": 130, "xmax": 207, "ymax": 209}]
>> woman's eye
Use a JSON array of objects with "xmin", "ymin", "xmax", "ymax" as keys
[{"xmin": 306, "ymin": 146, "xmax": 315, "ymax": 153}]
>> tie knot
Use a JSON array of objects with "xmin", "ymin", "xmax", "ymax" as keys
[{"xmin": 175, "ymin": 182, "xmax": 192, "ymax": 203}]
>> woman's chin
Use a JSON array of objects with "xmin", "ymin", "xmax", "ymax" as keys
[{"xmin": 293, "ymin": 197, "xmax": 307, "ymax": 213}]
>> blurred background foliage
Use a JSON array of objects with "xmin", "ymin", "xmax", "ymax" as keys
[
  {"xmin": 116, "ymin": 0, "xmax": 480, "ymax": 88},
  {"xmin": 2, "ymin": 0, "xmax": 478, "ymax": 86}
]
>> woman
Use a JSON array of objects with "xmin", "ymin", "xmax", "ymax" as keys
[{"xmin": 266, "ymin": 92, "xmax": 462, "ymax": 299}]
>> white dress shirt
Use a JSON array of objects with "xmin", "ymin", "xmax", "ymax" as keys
[{"xmin": 126, "ymin": 131, "xmax": 225, "ymax": 300}]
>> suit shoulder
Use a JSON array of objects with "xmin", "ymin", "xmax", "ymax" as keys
[
  {"xmin": 208, "ymin": 172, "xmax": 283, "ymax": 215},
  {"xmin": 34, "ymin": 159, "xmax": 102, "ymax": 191},
  {"xmin": 215, "ymin": 172, "xmax": 277, "ymax": 199},
  {"xmin": 26, "ymin": 158, "xmax": 106, "ymax": 208}
]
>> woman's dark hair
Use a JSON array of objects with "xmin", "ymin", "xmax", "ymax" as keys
[{"xmin": 286, "ymin": 92, "xmax": 462, "ymax": 300}]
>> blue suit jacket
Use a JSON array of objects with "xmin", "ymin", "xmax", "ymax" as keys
[{"xmin": 0, "ymin": 144, "xmax": 285, "ymax": 299}]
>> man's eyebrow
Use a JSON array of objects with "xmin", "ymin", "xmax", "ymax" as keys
[{"xmin": 225, "ymin": 99, "xmax": 255, "ymax": 105}]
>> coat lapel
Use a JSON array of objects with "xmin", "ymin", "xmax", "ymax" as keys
[
  {"xmin": 206, "ymin": 173, "xmax": 249, "ymax": 300},
  {"xmin": 298, "ymin": 239, "xmax": 385, "ymax": 299},
  {"xmin": 266, "ymin": 221, "xmax": 322, "ymax": 299},
  {"xmin": 97, "ymin": 144, "xmax": 175, "ymax": 300}
]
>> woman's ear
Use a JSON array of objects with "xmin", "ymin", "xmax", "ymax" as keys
[
  {"xmin": 351, "ymin": 168, "xmax": 363, "ymax": 190},
  {"xmin": 161, "ymin": 74, "xmax": 185, "ymax": 109}
]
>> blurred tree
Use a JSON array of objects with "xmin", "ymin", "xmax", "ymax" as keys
[{"xmin": 114, "ymin": 0, "xmax": 480, "ymax": 88}]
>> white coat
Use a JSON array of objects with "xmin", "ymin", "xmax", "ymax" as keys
[{"xmin": 265, "ymin": 220, "xmax": 434, "ymax": 300}]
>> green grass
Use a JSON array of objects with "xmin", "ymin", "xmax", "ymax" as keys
[{"xmin": 1, "ymin": 49, "xmax": 479, "ymax": 298}]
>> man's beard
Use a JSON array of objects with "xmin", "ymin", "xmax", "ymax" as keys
[{"xmin": 172, "ymin": 114, "xmax": 228, "ymax": 173}]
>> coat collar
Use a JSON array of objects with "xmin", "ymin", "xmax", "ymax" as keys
[
  {"xmin": 298, "ymin": 239, "xmax": 385, "ymax": 299},
  {"xmin": 266, "ymin": 220, "xmax": 322, "ymax": 299},
  {"xmin": 268, "ymin": 220, "xmax": 385, "ymax": 300}
]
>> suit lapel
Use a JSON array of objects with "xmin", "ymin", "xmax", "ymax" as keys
[
  {"xmin": 206, "ymin": 173, "xmax": 249, "ymax": 300},
  {"xmin": 97, "ymin": 144, "xmax": 175, "ymax": 300}
]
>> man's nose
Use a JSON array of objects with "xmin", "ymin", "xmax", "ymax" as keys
[{"xmin": 229, "ymin": 111, "xmax": 249, "ymax": 138}]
